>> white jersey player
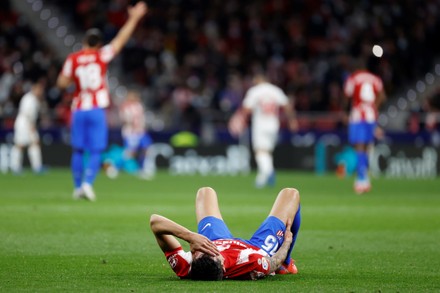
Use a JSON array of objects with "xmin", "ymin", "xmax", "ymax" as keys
[
  {"xmin": 229, "ymin": 74, "xmax": 298, "ymax": 188},
  {"xmin": 11, "ymin": 80, "xmax": 45, "ymax": 174}
]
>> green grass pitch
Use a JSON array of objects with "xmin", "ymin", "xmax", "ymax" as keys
[{"xmin": 0, "ymin": 169, "xmax": 439, "ymax": 292}]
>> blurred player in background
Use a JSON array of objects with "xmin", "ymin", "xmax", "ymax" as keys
[
  {"xmin": 344, "ymin": 59, "xmax": 386, "ymax": 194},
  {"xmin": 150, "ymin": 186, "xmax": 301, "ymax": 280},
  {"xmin": 229, "ymin": 73, "xmax": 298, "ymax": 188},
  {"xmin": 10, "ymin": 78, "xmax": 46, "ymax": 174},
  {"xmin": 118, "ymin": 89, "xmax": 154, "ymax": 179},
  {"xmin": 57, "ymin": 2, "xmax": 148, "ymax": 201}
]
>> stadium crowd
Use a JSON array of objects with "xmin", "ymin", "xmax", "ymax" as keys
[{"xmin": 1, "ymin": 0, "xmax": 440, "ymax": 134}]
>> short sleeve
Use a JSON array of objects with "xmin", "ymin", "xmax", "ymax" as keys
[
  {"xmin": 374, "ymin": 76, "xmax": 383, "ymax": 92},
  {"xmin": 61, "ymin": 57, "xmax": 73, "ymax": 78},
  {"xmin": 344, "ymin": 77, "xmax": 354, "ymax": 97},
  {"xmin": 164, "ymin": 247, "xmax": 192, "ymax": 278},
  {"xmin": 242, "ymin": 88, "xmax": 256, "ymax": 110},
  {"xmin": 99, "ymin": 44, "xmax": 115, "ymax": 63}
]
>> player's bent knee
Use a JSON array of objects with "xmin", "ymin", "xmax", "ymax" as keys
[
  {"xmin": 196, "ymin": 187, "xmax": 216, "ymax": 198},
  {"xmin": 149, "ymin": 214, "xmax": 160, "ymax": 227},
  {"xmin": 280, "ymin": 187, "xmax": 300, "ymax": 202}
]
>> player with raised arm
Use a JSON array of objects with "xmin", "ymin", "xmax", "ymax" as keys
[
  {"xmin": 57, "ymin": 2, "xmax": 148, "ymax": 201},
  {"xmin": 344, "ymin": 59, "xmax": 386, "ymax": 194},
  {"xmin": 150, "ymin": 186, "xmax": 301, "ymax": 280},
  {"xmin": 229, "ymin": 73, "xmax": 298, "ymax": 188}
]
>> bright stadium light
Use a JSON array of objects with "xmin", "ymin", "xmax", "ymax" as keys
[
  {"xmin": 387, "ymin": 105, "xmax": 397, "ymax": 118},
  {"xmin": 72, "ymin": 43, "xmax": 82, "ymax": 52},
  {"xmin": 40, "ymin": 9, "xmax": 51, "ymax": 20},
  {"xmin": 378, "ymin": 113, "xmax": 388, "ymax": 126},
  {"xmin": 416, "ymin": 80, "xmax": 426, "ymax": 93},
  {"xmin": 425, "ymin": 73, "xmax": 434, "ymax": 84},
  {"xmin": 48, "ymin": 17, "xmax": 59, "ymax": 29},
  {"xmin": 435, "ymin": 64, "xmax": 440, "ymax": 76},
  {"xmin": 32, "ymin": 0, "xmax": 42, "ymax": 11},
  {"xmin": 56, "ymin": 26, "xmax": 67, "ymax": 37},
  {"xmin": 372, "ymin": 45, "xmax": 383, "ymax": 57},
  {"xmin": 407, "ymin": 89, "xmax": 416, "ymax": 101},
  {"xmin": 64, "ymin": 35, "xmax": 75, "ymax": 47},
  {"xmin": 397, "ymin": 97, "xmax": 408, "ymax": 110}
]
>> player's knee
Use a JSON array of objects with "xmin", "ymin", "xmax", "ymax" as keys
[
  {"xmin": 280, "ymin": 187, "xmax": 300, "ymax": 203},
  {"xmin": 196, "ymin": 186, "xmax": 217, "ymax": 201},
  {"xmin": 149, "ymin": 214, "xmax": 159, "ymax": 229},
  {"xmin": 196, "ymin": 187, "xmax": 216, "ymax": 198}
]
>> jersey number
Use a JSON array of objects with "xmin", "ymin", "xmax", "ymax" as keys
[
  {"xmin": 75, "ymin": 63, "xmax": 102, "ymax": 91},
  {"xmin": 261, "ymin": 235, "xmax": 278, "ymax": 256}
]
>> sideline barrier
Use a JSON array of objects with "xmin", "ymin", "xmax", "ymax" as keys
[{"xmin": 0, "ymin": 142, "xmax": 438, "ymax": 178}]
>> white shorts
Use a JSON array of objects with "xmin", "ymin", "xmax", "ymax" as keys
[
  {"xmin": 252, "ymin": 128, "xmax": 277, "ymax": 151},
  {"xmin": 14, "ymin": 117, "xmax": 39, "ymax": 146}
]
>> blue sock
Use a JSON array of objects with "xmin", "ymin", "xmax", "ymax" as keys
[
  {"xmin": 84, "ymin": 150, "xmax": 102, "ymax": 185},
  {"xmin": 71, "ymin": 149, "xmax": 84, "ymax": 188},
  {"xmin": 356, "ymin": 151, "xmax": 368, "ymax": 181},
  {"xmin": 284, "ymin": 205, "xmax": 301, "ymax": 265}
]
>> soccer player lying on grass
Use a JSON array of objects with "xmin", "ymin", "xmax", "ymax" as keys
[{"xmin": 150, "ymin": 187, "xmax": 301, "ymax": 280}]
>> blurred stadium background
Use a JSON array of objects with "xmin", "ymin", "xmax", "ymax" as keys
[{"xmin": 0, "ymin": 0, "xmax": 439, "ymax": 176}]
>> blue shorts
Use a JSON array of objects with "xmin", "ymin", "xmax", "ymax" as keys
[
  {"xmin": 71, "ymin": 108, "xmax": 108, "ymax": 151},
  {"xmin": 198, "ymin": 216, "xmax": 286, "ymax": 257},
  {"xmin": 123, "ymin": 133, "xmax": 153, "ymax": 152},
  {"xmin": 348, "ymin": 121, "xmax": 376, "ymax": 145}
]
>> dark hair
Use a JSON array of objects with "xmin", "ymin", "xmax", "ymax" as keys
[
  {"xmin": 190, "ymin": 254, "xmax": 223, "ymax": 281},
  {"xmin": 84, "ymin": 28, "xmax": 103, "ymax": 47}
]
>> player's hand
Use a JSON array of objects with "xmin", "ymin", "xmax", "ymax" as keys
[
  {"xmin": 289, "ymin": 118, "xmax": 299, "ymax": 132},
  {"xmin": 284, "ymin": 219, "xmax": 293, "ymax": 245},
  {"xmin": 188, "ymin": 232, "xmax": 219, "ymax": 257},
  {"xmin": 128, "ymin": 2, "xmax": 148, "ymax": 20},
  {"xmin": 228, "ymin": 109, "xmax": 246, "ymax": 137}
]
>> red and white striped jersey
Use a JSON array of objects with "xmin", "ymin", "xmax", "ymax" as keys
[
  {"xmin": 61, "ymin": 45, "xmax": 115, "ymax": 111},
  {"xmin": 165, "ymin": 239, "xmax": 270, "ymax": 280},
  {"xmin": 119, "ymin": 99, "xmax": 146, "ymax": 136},
  {"xmin": 344, "ymin": 70, "xmax": 383, "ymax": 123}
]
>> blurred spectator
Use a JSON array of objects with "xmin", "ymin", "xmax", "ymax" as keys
[{"xmin": 1, "ymin": 0, "xmax": 440, "ymax": 136}]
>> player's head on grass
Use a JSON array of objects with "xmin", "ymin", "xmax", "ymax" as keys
[
  {"xmin": 190, "ymin": 254, "xmax": 224, "ymax": 281},
  {"xmin": 83, "ymin": 28, "xmax": 103, "ymax": 48}
]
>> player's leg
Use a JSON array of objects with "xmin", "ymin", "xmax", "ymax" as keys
[
  {"xmin": 28, "ymin": 143, "xmax": 42, "ymax": 173},
  {"xmin": 28, "ymin": 128, "xmax": 43, "ymax": 173},
  {"xmin": 139, "ymin": 134, "xmax": 154, "ymax": 179},
  {"xmin": 71, "ymin": 110, "xmax": 86, "ymax": 198},
  {"xmin": 268, "ymin": 188, "xmax": 301, "ymax": 269},
  {"xmin": 350, "ymin": 122, "xmax": 373, "ymax": 193},
  {"xmin": 253, "ymin": 130, "xmax": 276, "ymax": 188},
  {"xmin": 195, "ymin": 187, "xmax": 223, "ymax": 223},
  {"xmin": 10, "ymin": 145, "xmax": 24, "ymax": 174},
  {"xmin": 268, "ymin": 188, "xmax": 300, "ymax": 223},
  {"xmin": 246, "ymin": 188, "xmax": 301, "ymax": 273},
  {"xmin": 254, "ymin": 149, "xmax": 273, "ymax": 187},
  {"xmin": 11, "ymin": 120, "xmax": 28, "ymax": 174},
  {"xmin": 195, "ymin": 187, "xmax": 233, "ymax": 241},
  {"xmin": 82, "ymin": 108, "xmax": 108, "ymax": 200}
]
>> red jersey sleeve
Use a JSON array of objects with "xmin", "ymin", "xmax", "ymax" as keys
[
  {"xmin": 99, "ymin": 44, "xmax": 115, "ymax": 63},
  {"xmin": 61, "ymin": 55, "xmax": 74, "ymax": 78},
  {"xmin": 164, "ymin": 247, "xmax": 192, "ymax": 278}
]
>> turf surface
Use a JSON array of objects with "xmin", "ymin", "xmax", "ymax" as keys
[{"xmin": 0, "ymin": 169, "xmax": 439, "ymax": 292}]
